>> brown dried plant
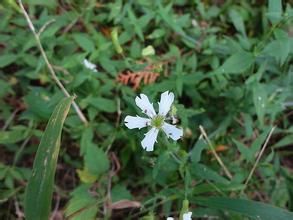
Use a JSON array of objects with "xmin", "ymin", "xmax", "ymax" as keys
[{"xmin": 117, "ymin": 64, "xmax": 161, "ymax": 90}]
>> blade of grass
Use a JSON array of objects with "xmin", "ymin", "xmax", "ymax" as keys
[
  {"xmin": 24, "ymin": 97, "xmax": 73, "ymax": 220},
  {"xmin": 193, "ymin": 196, "xmax": 293, "ymax": 220}
]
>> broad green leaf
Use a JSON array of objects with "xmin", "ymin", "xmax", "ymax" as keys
[
  {"xmin": 232, "ymin": 139, "xmax": 253, "ymax": 162},
  {"xmin": 26, "ymin": 0, "xmax": 57, "ymax": 7},
  {"xmin": 65, "ymin": 185, "xmax": 98, "ymax": 220},
  {"xmin": 267, "ymin": 0, "xmax": 282, "ymax": 24},
  {"xmin": 80, "ymin": 127, "xmax": 94, "ymax": 155},
  {"xmin": 190, "ymin": 137, "xmax": 207, "ymax": 163},
  {"xmin": 73, "ymin": 34, "xmax": 95, "ymax": 52},
  {"xmin": 84, "ymin": 143, "xmax": 109, "ymax": 177},
  {"xmin": 229, "ymin": 9, "xmax": 246, "ymax": 36},
  {"xmin": 77, "ymin": 168, "xmax": 97, "ymax": 184},
  {"xmin": 0, "ymin": 129, "xmax": 27, "ymax": 144},
  {"xmin": 24, "ymin": 89, "xmax": 55, "ymax": 120},
  {"xmin": 190, "ymin": 163, "xmax": 230, "ymax": 185},
  {"xmin": 262, "ymin": 39, "xmax": 290, "ymax": 65},
  {"xmin": 147, "ymin": 29, "xmax": 166, "ymax": 39},
  {"xmin": 219, "ymin": 51, "xmax": 254, "ymax": 74},
  {"xmin": 111, "ymin": 184, "xmax": 133, "ymax": 202},
  {"xmin": 0, "ymin": 54, "xmax": 17, "ymax": 67},
  {"xmin": 193, "ymin": 197, "xmax": 293, "ymax": 220},
  {"xmin": 24, "ymin": 97, "xmax": 73, "ymax": 220},
  {"xmin": 87, "ymin": 97, "xmax": 116, "ymax": 113}
]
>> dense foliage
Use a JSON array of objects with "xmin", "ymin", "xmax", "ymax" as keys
[{"xmin": 0, "ymin": 0, "xmax": 292, "ymax": 219}]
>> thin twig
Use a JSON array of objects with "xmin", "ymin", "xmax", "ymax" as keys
[
  {"xmin": 199, "ymin": 125, "xmax": 233, "ymax": 180},
  {"xmin": 52, "ymin": 65, "xmax": 70, "ymax": 75},
  {"xmin": 241, "ymin": 126, "xmax": 276, "ymax": 194},
  {"xmin": 18, "ymin": 0, "xmax": 88, "ymax": 125},
  {"xmin": 38, "ymin": 19, "xmax": 56, "ymax": 36},
  {"xmin": 2, "ymin": 109, "xmax": 19, "ymax": 131},
  {"xmin": 50, "ymin": 194, "xmax": 60, "ymax": 220},
  {"xmin": 14, "ymin": 197, "xmax": 24, "ymax": 219},
  {"xmin": 13, "ymin": 135, "xmax": 31, "ymax": 166}
]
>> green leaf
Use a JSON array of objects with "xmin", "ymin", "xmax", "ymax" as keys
[
  {"xmin": 193, "ymin": 197, "xmax": 293, "ymax": 220},
  {"xmin": 80, "ymin": 127, "xmax": 94, "ymax": 155},
  {"xmin": 0, "ymin": 187, "xmax": 21, "ymax": 204},
  {"xmin": 229, "ymin": 9, "xmax": 246, "ymax": 36},
  {"xmin": 250, "ymin": 128, "xmax": 270, "ymax": 156},
  {"xmin": 190, "ymin": 163, "xmax": 230, "ymax": 185},
  {"xmin": 190, "ymin": 137, "xmax": 207, "ymax": 163},
  {"xmin": 127, "ymin": 7, "xmax": 144, "ymax": 41},
  {"xmin": 0, "ymin": 54, "xmax": 17, "ymax": 67},
  {"xmin": 24, "ymin": 89, "xmax": 55, "ymax": 120},
  {"xmin": 232, "ymin": 139, "xmax": 253, "ymax": 162},
  {"xmin": 193, "ymin": 183, "xmax": 245, "ymax": 195},
  {"xmin": 253, "ymin": 83, "xmax": 267, "ymax": 126},
  {"xmin": 84, "ymin": 144, "xmax": 109, "ymax": 177},
  {"xmin": 88, "ymin": 97, "xmax": 116, "ymax": 113},
  {"xmin": 111, "ymin": 184, "xmax": 133, "ymax": 202},
  {"xmin": 272, "ymin": 134, "xmax": 293, "ymax": 149},
  {"xmin": 262, "ymin": 39, "xmax": 290, "ymax": 65},
  {"xmin": 219, "ymin": 51, "xmax": 254, "ymax": 74},
  {"xmin": 65, "ymin": 185, "xmax": 98, "ymax": 220},
  {"xmin": 0, "ymin": 79, "xmax": 12, "ymax": 97},
  {"xmin": 0, "ymin": 129, "xmax": 27, "ymax": 144},
  {"xmin": 267, "ymin": 0, "xmax": 282, "ymax": 24},
  {"xmin": 73, "ymin": 34, "xmax": 95, "ymax": 52},
  {"xmin": 24, "ymin": 97, "xmax": 73, "ymax": 220}
]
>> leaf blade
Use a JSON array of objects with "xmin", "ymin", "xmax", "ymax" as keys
[
  {"xmin": 193, "ymin": 197, "xmax": 293, "ymax": 220},
  {"xmin": 24, "ymin": 97, "xmax": 73, "ymax": 220}
]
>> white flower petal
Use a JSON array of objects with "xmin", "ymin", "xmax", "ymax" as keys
[
  {"xmin": 124, "ymin": 116, "xmax": 150, "ymax": 129},
  {"xmin": 183, "ymin": 211, "xmax": 192, "ymax": 220},
  {"xmin": 162, "ymin": 122, "xmax": 183, "ymax": 141},
  {"xmin": 83, "ymin": 59, "xmax": 97, "ymax": 72},
  {"xmin": 141, "ymin": 128, "xmax": 159, "ymax": 151},
  {"xmin": 135, "ymin": 94, "xmax": 156, "ymax": 118},
  {"xmin": 158, "ymin": 91, "xmax": 174, "ymax": 116},
  {"xmin": 167, "ymin": 217, "xmax": 174, "ymax": 220}
]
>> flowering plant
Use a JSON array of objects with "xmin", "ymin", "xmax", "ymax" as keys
[{"xmin": 124, "ymin": 91, "xmax": 183, "ymax": 151}]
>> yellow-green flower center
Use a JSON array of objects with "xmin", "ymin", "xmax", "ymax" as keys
[{"xmin": 151, "ymin": 115, "xmax": 165, "ymax": 128}]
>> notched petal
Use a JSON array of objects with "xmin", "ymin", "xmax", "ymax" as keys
[
  {"xmin": 124, "ymin": 116, "xmax": 150, "ymax": 129},
  {"xmin": 158, "ymin": 91, "xmax": 174, "ymax": 116},
  {"xmin": 135, "ymin": 94, "xmax": 156, "ymax": 118},
  {"xmin": 162, "ymin": 122, "xmax": 183, "ymax": 141},
  {"xmin": 141, "ymin": 128, "xmax": 159, "ymax": 151}
]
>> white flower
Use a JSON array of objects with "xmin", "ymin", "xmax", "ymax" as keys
[
  {"xmin": 167, "ymin": 211, "xmax": 192, "ymax": 220},
  {"xmin": 83, "ymin": 59, "xmax": 97, "ymax": 72},
  {"xmin": 124, "ymin": 91, "xmax": 183, "ymax": 151},
  {"xmin": 183, "ymin": 212, "xmax": 192, "ymax": 220}
]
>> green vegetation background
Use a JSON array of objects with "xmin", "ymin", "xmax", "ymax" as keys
[{"xmin": 0, "ymin": 0, "xmax": 292, "ymax": 219}]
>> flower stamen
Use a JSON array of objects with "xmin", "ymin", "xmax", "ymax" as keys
[{"xmin": 151, "ymin": 115, "xmax": 165, "ymax": 128}]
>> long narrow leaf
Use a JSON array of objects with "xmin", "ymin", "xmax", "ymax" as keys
[
  {"xmin": 193, "ymin": 197, "xmax": 293, "ymax": 220},
  {"xmin": 24, "ymin": 97, "xmax": 74, "ymax": 220}
]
